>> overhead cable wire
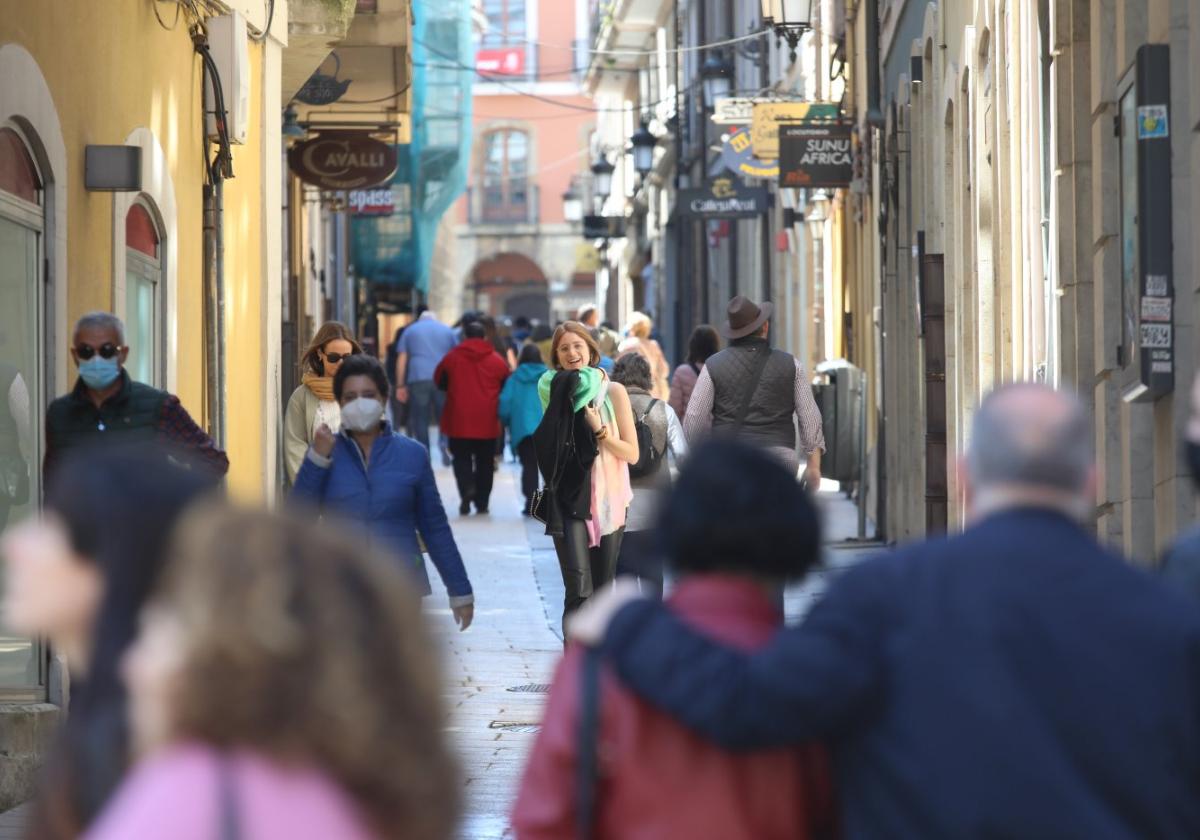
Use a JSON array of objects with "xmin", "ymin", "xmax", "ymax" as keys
[
  {"xmin": 480, "ymin": 29, "xmax": 767, "ymax": 56},
  {"xmin": 415, "ymin": 38, "xmax": 696, "ymax": 114}
]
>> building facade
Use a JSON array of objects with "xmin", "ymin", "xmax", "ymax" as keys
[
  {"xmin": 0, "ymin": 0, "xmax": 301, "ymax": 802},
  {"xmin": 446, "ymin": 0, "xmax": 597, "ymax": 327},
  {"xmin": 839, "ymin": 0, "xmax": 1200, "ymax": 558}
]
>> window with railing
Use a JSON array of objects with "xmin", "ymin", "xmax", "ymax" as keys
[
  {"xmin": 480, "ymin": 129, "xmax": 531, "ymax": 222},
  {"xmin": 481, "ymin": 0, "xmax": 526, "ymax": 46}
]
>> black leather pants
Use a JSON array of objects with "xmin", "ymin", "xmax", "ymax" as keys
[{"xmin": 553, "ymin": 518, "xmax": 624, "ymax": 642}]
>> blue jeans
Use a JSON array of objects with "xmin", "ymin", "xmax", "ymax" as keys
[{"xmin": 405, "ymin": 380, "xmax": 446, "ymax": 458}]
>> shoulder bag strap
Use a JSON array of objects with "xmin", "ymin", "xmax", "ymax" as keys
[
  {"xmin": 733, "ymin": 349, "xmax": 772, "ymax": 432},
  {"xmin": 638, "ymin": 398, "xmax": 659, "ymax": 423},
  {"xmin": 576, "ymin": 647, "xmax": 603, "ymax": 840},
  {"xmin": 218, "ymin": 754, "xmax": 241, "ymax": 840}
]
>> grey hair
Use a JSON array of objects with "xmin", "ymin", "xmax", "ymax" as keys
[
  {"xmin": 612, "ymin": 352, "xmax": 653, "ymax": 392},
  {"xmin": 74, "ymin": 311, "xmax": 126, "ymax": 345},
  {"xmin": 967, "ymin": 383, "xmax": 1092, "ymax": 493}
]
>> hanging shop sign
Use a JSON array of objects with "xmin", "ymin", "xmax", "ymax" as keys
[
  {"xmin": 295, "ymin": 53, "xmax": 353, "ymax": 105},
  {"xmin": 713, "ymin": 97, "xmax": 769, "ymax": 125},
  {"xmin": 779, "ymin": 124, "xmax": 853, "ymax": 188},
  {"xmin": 751, "ymin": 102, "xmax": 841, "ymax": 160},
  {"xmin": 475, "ymin": 48, "xmax": 526, "ymax": 75},
  {"xmin": 347, "ymin": 187, "xmax": 396, "ymax": 216},
  {"xmin": 720, "ymin": 128, "xmax": 778, "ymax": 179},
  {"xmin": 288, "ymin": 132, "xmax": 399, "ymax": 191},
  {"xmin": 678, "ymin": 173, "xmax": 770, "ymax": 218},
  {"xmin": 582, "ymin": 214, "xmax": 626, "ymax": 240}
]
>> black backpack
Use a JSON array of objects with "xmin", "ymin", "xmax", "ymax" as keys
[{"xmin": 629, "ymin": 398, "xmax": 665, "ymax": 479}]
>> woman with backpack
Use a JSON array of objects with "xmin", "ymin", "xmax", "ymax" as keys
[{"xmin": 611, "ymin": 353, "xmax": 686, "ymax": 598}]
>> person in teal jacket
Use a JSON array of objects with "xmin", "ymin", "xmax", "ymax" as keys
[{"xmin": 499, "ymin": 344, "xmax": 548, "ymax": 514}]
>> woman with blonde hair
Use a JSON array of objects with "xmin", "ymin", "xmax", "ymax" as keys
[
  {"xmin": 283, "ymin": 322, "xmax": 363, "ymax": 483},
  {"xmin": 617, "ymin": 311, "xmax": 670, "ymax": 400},
  {"xmin": 533, "ymin": 322, "xmax": 638, "ymax": 640},
  {"xmin": 84, "ymin": 505, "xmax": 459, "ymax": 840}
]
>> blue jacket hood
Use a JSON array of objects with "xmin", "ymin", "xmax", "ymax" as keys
[{"xmin": 512, "ymin": 361, "xmax": 549, "ymax": 384}]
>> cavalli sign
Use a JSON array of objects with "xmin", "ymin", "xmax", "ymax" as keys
[
  {"xmin": 288, "ymin": 133, "xmax": 398, "ymax": 191},
  {"xmin": 678, "ymin": 174, "xmax": 769, "ymax": 219}
]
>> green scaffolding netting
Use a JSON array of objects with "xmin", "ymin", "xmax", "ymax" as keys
[{"xmin": 350, "ymin": 0, "xmax": 473, "ymax": 293}]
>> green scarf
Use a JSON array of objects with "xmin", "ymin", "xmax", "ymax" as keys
[{"xmin": 538, "ymin": 367, "xmax": 613, "ymax": 419}]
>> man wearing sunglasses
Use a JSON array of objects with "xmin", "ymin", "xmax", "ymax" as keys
[{"xmin": 43, "ymin": 312, "xmax": 229, "ymax": 483}]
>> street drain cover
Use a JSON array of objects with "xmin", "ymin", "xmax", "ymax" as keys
[
  {"xmin": 489, "ymin": 721, "xmax": 541, "ymax": 734},
  {"xmin": 507, "ymin": 683, "xmax": 551, "ymax": 694}
]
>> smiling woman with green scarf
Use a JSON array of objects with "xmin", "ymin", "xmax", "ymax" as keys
[{"xmin": 532, "ymin": 321, "xmax": 639, "ymax": 641}]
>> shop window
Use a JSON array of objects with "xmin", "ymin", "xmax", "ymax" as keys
[
  {"xmin": 125, "ymin": 203, "xmax": 162, "ymax": 386},
  {"xmin": 482, "ymin": 129, "xmax": 530, "ymax": 222},
  {"xmin": 0, "ymin": 126, "xmax": 45, "ymax": 696}
]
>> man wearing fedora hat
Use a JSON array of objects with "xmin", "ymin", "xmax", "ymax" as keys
[{"xmin": 682, "ymin": 295, "xmax": 824, "ymax": 487}]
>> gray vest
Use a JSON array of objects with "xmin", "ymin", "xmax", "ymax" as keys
[{"xmin": 705, "ymin": 338, "xmax": 796, "ymax": 450}]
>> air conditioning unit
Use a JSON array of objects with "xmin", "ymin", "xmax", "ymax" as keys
[{"xmin": 205, "ymin": 12, "xmax": 250, "ymax": 144}]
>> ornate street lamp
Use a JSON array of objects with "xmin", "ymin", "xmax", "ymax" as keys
[
  {"xmin": 629, "ymin": 119, "xmax": 657, "ymax": 178},
  {"xmin": 700, "ymin": 52, "xmax": 734, "ymax": 109},
  {"xmin": 562, "ymin": 179, "xmax": 583, "ymax": 222},
  {"xmin": 282, "ymin": 105, "xmax": 306, "ymax": 138},
  {"xmin": 805, "ymin": 189, "xmax": 829, "ymax": 237},
  {"xmin": 591, "ymin": 153, "xmax": 615, "ymax": 203},
  {"xmin": 760, "ymin": 0, "xmax": 813, "ymax": 62}
]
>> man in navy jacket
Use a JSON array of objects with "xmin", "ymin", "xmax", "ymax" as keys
[{"xmin": 572, "ymin": 383, "xmax": 1200, "ymax": 838}]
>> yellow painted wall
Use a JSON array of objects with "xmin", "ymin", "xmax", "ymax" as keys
[
  {"xmin": 221, "ymin": 42, "xmax": 267, "ymax": 500},
  {"xmin": 1, "ymin": 0, "xmax": 271, "ymax": 499}
]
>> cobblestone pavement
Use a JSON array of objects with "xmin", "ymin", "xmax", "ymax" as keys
[{"xmin": 0, "ymin": 460, "xmax": 884, "ymax": 838}]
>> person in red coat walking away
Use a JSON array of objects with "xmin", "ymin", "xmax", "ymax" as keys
[
  {"xmin": 435, "ymin": 320, "xmax": 511, "ymax": 515},
  {"xmin": 512, "ymin": 440, "xmax": 837, "ymax": 840}
]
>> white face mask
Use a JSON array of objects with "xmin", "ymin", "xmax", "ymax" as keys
[{"xmin": 340, "ymin": 397, "xmax": 384, "ymax": 432}]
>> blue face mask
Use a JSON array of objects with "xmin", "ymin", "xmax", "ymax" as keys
[{"xmin": 78, "ymin": 356, "xmax": 121, "ymax": 390}]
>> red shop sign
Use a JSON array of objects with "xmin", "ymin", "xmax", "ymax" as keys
[
  {"xmin": 288, "ymin": 132, "xmax": 397, "ymax": 191},
  {"xmin": 475, "ymin": 48, "xmax": 526, "ymax": 76}
]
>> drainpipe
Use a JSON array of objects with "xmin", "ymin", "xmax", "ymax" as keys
[{"xmin": 196, "ymin": 33, "xmax": 231, "ymax": 449}]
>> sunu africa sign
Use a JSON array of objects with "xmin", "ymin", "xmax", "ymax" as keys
[
  {"xmin": 778, "ymin": 124, "xmax": 853, "ymax": 189},
  {"xmin": 288, "ymin": 132, "xmax": 398, "ymax": 191},
  {"xmin": 678, "ymin": 175, "xmax": 769, "ymax": 219}
]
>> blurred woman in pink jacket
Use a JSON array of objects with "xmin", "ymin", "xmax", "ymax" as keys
[
  {"xmin": 85, "ymin": 506, "xmax": 459, "ymax": 840},
  {"xmin": 668, "ymin": 325, "xmax": 720, "ymax": 421}
]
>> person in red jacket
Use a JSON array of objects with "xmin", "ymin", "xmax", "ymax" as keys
[
  {"xmin": 512, "ymin": 439, "xmax": 837, "ymax": 840},
  {"xmin": 435, "ymin": 320, "xmax": 511, "ymax": 515}
]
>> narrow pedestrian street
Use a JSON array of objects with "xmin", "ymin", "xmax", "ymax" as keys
[{"xmin": 430, "ymin": 458, "xmax": 882, "ymax": 839}]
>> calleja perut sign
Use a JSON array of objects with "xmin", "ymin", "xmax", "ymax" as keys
[
  {"xmin": 779, "ymin": 124, "xmax": 853, "ymax": 188},
  {"xmin": 678, "ymin": 174, "xmax": 769, "ymax": 219},
  {"xmin": 288, "ymin": 132, "xmax": 398, "ymax": 191}
]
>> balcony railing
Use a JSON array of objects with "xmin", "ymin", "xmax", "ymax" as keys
[{"xmin": 467, "ymin": 183, "xmax": 540, "ymax": 225}]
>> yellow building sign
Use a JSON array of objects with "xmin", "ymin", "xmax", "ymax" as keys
[{"xmin": 751, "ymin": 102, "xmax": 841, "ymax": 160}]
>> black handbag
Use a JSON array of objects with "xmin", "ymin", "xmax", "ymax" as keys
[{"xmin": 528, "ymin": 487, "xmax": 549, "ymax": 524}]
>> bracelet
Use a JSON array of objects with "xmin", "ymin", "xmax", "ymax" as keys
[{"xmin": 595, "ymin": 426, "xmax": 609, "ymax": 441}]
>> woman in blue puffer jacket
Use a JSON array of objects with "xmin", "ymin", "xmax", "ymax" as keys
[
  {"xmin": 499, "ymin": 344, "xmax": 549, "ymax": 515},
  {"xmin": 291, "ymin": 354, "xmax": 474, "ymax": 630}
]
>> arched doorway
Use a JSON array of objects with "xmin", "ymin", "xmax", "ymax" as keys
[{"xmin": 470, "ymin": 252, "xmax": 549, "ymax": 322}]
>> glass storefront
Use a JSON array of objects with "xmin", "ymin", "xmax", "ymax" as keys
[{"xmin": 0, "ymin": 126, "xmax": 45, "ymax": 696}]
